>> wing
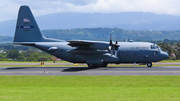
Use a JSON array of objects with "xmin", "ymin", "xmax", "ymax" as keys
[
  {"xmin": 67, "ymin": 40, "xmax": 95, "ymax": 47},
  {"xmin": 67, "ymin": 40, "xmax": 109, "ymax": 55},
  {"xmin": 67, "ymin": 40, "xmax": 109, "ymax": 50}
]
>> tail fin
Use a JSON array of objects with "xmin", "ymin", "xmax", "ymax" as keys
[{"xmin": 14, "ymin": 5, "xmax": 61, "ymax": 43}]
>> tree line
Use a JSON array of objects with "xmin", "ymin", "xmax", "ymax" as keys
[
  {"xmin": 0, "ymin": 49, "xmax": 54, "ymax": 61},
  {"xmin": 1, "ymin": 28, "xmax": 180, "ymax": 43},
  {"xmin": 0, "ymin": 43, "xmax": 179, "ymax": 61},
  {"xmin": 158, "ymin": 43, "xmax": 180, "ymax": 60},
  {"xmin": 0, "ymin": 39, "xmax": 180, "ymax": 61},
  {"xmin": 42, "ymin": 28, "xmax": 180, "ymax": 41}
]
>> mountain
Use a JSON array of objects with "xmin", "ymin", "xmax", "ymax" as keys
[
  {"xmin": 1, "ymin": 28, "xmax": 180, "ymax": 43},
  {"xmin": 42, "ymin": 28, "xmax": 180, "ymax": 41},
  {"xmin": 0, "ymin": 12, "xmax": 180, "ymax": 36}
]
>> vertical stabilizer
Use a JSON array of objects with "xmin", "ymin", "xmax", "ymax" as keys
[
  {"xmin": 14, "ymin": 6, "xmax": 62, "ymax": 43},
  {"xmin": 14, "ymin": 6, "xmax": 43, "ymax": 42}
]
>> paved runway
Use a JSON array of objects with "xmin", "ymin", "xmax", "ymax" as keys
[{"xmin": 0, "ymin": 66, "xmax": 180, "ymax": 75}]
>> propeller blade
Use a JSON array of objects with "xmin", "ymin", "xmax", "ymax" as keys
[
  {"xmin": 115, "ymin": 35, "xmax": 119, "ymax": 51},
  {"xmin": 115, "ymin": 35, "xmax": 118, "ymax": 44},
  {"xmin": 111, "ymin": 50, "xmax": 113, "ymax": 56},
  {"xmin": 109, "ymin": 33, "xmax": 113, "ymax": 46},
  {"xmin": 108, "ymin": 46, "xmax": 112, "ymax": 50},
  {"xmin": 115, "ymin": 50, "xmax": 117, "ymax": 57},
  {"xmin": 115, "ymin": 44, "xmax": 119, "ymax": 51}
]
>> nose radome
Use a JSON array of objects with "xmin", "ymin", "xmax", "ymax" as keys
[{"xmin": 161, "ymin": 52, "xmax": 169, "ymax": 59}]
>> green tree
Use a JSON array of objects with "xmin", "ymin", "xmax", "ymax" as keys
[
  {"xmin": 174, "ymin": 43, "xmax": 180, "ymax": 60},
  {"xmin": 6, "ymin": 50, "xmax": 20, "ymax": 60},
  {"xmin": 0, "ymin": 54, "xmax": 6, "ymax": 60},
  {"xmin": 17, "ymin": 54, "xmax": 25, "ymax": 61},
  {"xmin": 158, "ymin": 43, "xmax": 173, "ymax": 60},
  {"xmin": 27, "ymin": 52, "xmax": 39, "ymax": 61},
  {"xmin": 24, "ymin": 49, "xmax": 37, "ymax": 57}
]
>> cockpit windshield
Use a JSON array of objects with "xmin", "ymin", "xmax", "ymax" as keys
[{"xmin": 151, "ymin": 44, "xmax": 159, "ymax": 49}]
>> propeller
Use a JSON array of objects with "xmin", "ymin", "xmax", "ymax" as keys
[
  {"xmin": 109, "ymin": 33, "xmax": 113, "ymax": 49},
  {"xmin": 114, "ymin": 35, "xmax": 119, "ymax": 56},
  {"xmin": 108, "ymin": 33, "xmax": 113, "ymax": 56},
  {"xmin": 108, "ymin": 34, "xmax": 120, "ymax": 56}
]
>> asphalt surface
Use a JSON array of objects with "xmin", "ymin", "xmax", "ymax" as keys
[
  {"xmin": 1, "ymin": 62, "xmax": 180, "ymax": 66},
  {"xmin": 0, "ymin": 66, "xmax": 180, "ymax": 75}
]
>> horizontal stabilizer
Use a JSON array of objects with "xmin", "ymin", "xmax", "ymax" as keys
[{"xmin": 13, "ymin": 42, "xmax": 35, "ymax": 46}]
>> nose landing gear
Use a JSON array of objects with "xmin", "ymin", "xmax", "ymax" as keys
[{"xmin": 147, "ymin": 62, "xmax": 152, "ymax": 67}]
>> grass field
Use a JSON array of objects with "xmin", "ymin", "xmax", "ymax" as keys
[
  {"xmin": 160, "ymin": 60, "xmax": 180, "ymax": 62},
  {"xmin": 0, "ymin": 76, "xmax": 180, "ymax": 101}
]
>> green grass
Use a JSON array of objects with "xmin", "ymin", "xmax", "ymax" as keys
[
  {"xmin": 0, "ymin": 76, "xmax": 180, "ymax": 101},
  {"xmin": 160, "ymin": 60, "xmax": 180, "ymax": 62}
]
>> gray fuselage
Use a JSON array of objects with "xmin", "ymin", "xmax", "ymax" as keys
[{"xmin": 34, "ymin": 41, "xmax": 168, "ymax": 64}]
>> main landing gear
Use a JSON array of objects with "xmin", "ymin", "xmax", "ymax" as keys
[
  {"xmin": 87, "ymin": 63, "xmax": 108, "ymax": 68},
  {"xmin": 147, "ymin": 62, "xmax": 152, "ymax": 67},
  {"xmin": 87, "ymin": 64, "xmax": 99, "ymax": 68}
]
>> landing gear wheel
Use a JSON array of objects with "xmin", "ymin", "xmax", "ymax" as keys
[
  {"xmin": 147, "ymin": 62, "xmax": 152, "ymax": 67},
  {"xmin": 87, "ymin": 64, "xmax": 99, "ymax": 68},
  {"xmin": 100, "ymin": 63, "xmax": 108, "ymax": 67}
]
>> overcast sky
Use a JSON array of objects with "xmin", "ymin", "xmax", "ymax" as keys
[{"xmin": 0, "ymin": 0, "xmax": 180, "ymax": 22}]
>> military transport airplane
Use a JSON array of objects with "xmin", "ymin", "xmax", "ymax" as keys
[{"xmin": 13, "ymin": 6, "xmax": 168, "ymax": 68}]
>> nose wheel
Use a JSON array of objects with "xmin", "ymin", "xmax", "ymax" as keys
[{"xmin": 147, "ymin": 62, "xmax": 152, "ymax": 67}]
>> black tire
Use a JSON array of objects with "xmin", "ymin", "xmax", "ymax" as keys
[
  {"xmin": 87, "ymin": 64, "xmax": 99, "ymax": 68},
  {"xmin": 147, "ymin": 62, "xmax": 152, "ymax": 67},
  {"xmin": 100, "ymin": 63, "xmax": 108, "ymax": 67}
]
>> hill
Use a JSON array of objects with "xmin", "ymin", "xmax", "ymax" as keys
[
  {"xmin": 0, "ymin": 12, "xmax": 180, "ymax": 36},
  {"xmin": 1, "ymin": 28, "xmax": 180, "ymax": 43},
  {"xmin": 42, "ymin": 28, "xmax": 180, "ymax": 41}
]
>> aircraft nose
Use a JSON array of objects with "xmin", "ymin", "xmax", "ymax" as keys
[{"xmin": 161, "ymin": 51, "xmax": 169, "ymax": 59}]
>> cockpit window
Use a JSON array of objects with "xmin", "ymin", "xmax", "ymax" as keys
[
  {"xmin": 151, "ymin": 44, "xmax": 159, "ymax": 49},
  {"xmin": 151, "ymin": 45, "xmax": 155, "ymax": 49}
]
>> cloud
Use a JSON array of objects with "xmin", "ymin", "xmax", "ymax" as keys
[{"xmin": 0, "ymin": 0, "xmax": 180, "ymax": 22}]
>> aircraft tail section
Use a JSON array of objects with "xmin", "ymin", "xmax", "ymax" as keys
[{"xmin": 14, "ymin": 6, "xmax": 61, "ymax": 43}]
